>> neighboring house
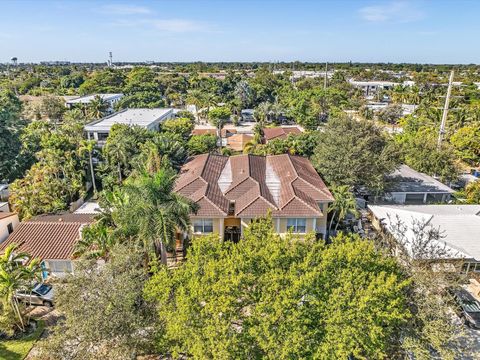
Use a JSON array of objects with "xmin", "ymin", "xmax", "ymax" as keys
[
  {"xmin": 84, "ymin": 108, "xmax": 174, "ymax": 146},
  {"xmin": 263, "ymin": 126, "xmax": 302, "ymax": 143},
  {"xmin": 368, "ymin": 204, "xmax": 480, "ymax": 273},
  {"xmin": 349, "ymin": 80, "xmax": 398, "ymax": 96},
  {"xmin": 65, "ymin": 93, "xmax": 124, "ymax": 113},
  {"xmin": 0, "ymin": 212, "xmax": 19, "ymax": 244},
  {"xmin": 191, "ymin": 128, "xmax": 237, "ymax": 138},
  {"xmin": 191, "ymin": 128, "xmax": 217, "ymax": 136},
  {"xmin": 175, "ymin": 153, "xmax": 334, "ymax": 243},
  {"xmin": 0, "ymin": 214, "xmax": 94, "ymax": 278},
  {"xmin": 365, "ymin": 102, "xmax": 418, "ymax": 116},
  {"xmin": 226, "ymin": 133, "xmax": 253, "ymax": 152},
  {"xmin": 382, "ymin": 165, "xmax": 454, "ymax": 204},
  {"xmin": 0, "ymin": 202, "xmax": 10, "ymax": 212}
]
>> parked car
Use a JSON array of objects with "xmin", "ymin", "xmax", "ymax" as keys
[
  {"xmin": 15, "ymin": 283, "xmax": 54, "ymax": 307},
  {"xmin": 449, "ymin": 288, "xmax": 480, "ymax": 329}
]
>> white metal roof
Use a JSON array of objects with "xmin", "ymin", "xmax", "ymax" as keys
[
  {"xmin": 84, "ymin": 108, "xmax": 173, "ymax": 132},
  {"xmin": 387, "ymin": 165, "xmax": 454, "ymax": 194},
  {"xmin": 73, "ymin": 201, "xmax": 102, "ymax": 215},
  {"xmin": 66, "ymin": 93, "xmax": 123, "ymax": 104},
  {"xmin": 369, "ymin": 204, "xmax": 480, "ymax": 261}
]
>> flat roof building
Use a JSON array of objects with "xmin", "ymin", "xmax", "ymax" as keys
[
  {"xmin": 65, "ymin": 93, "xmax": 123, "ymax": 112},
  {"xmin": 84, "ymin": 108, "xmax": 174, "ymax": 145}
]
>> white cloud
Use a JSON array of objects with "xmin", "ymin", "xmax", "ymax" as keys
[
  {"xmin": 108, "ymin": 18, "xmax": 210, "ymax": 33},
  {"xmin": 359, "ymin": 1, "xmax": 424, "ymax": 23},
  {"xmin": 101, "ymin": 4, "xmax": 151, "ymax": 15},
  {"xmin": 151, "ymin": 19, "xmax": 208, "ymax": 33}
]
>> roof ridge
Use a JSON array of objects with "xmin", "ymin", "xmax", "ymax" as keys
[
  {"xmin": 292, "ymin": 186, "xmax": 323, "ymax": 215},
  {"xmin": 289, "ymin": 155, "xmax": 334, "ymax": 200},
  {"xmin": 202, "ymin": 195, "xmax": 228, "ymax": 216}
]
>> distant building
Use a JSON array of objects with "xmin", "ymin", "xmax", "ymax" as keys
[
  {"xmin": 383, "ymin": 165, "xmax": 454, "ymax": 204},
  {"xmin": 65, "ymin": 93, "xmax": 124, "ymax": 113},
  {"xmin": 226, "ymin": 133, "xmax": 253, "ymax": 151},
  {"xmin": 263, "ymin": 126, "xmax": 302, "ymax": 143},
  {"xmin": 349, "ymin": 80, "xmax": 398, "ymax": 96},
  {"xmin": 84, "ymin": 108, "xmax": 174, "ymax": 146},
  {"xmin": 73, "ymin": 201, "xmax": 102, "ymax": 215}
]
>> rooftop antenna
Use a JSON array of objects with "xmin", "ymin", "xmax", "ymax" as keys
[{"xmin": 437, "ymin": 70, "xmax": 454, "ymax": 149}]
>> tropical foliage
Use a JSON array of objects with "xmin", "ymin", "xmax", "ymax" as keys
[
  {"xmin": 0, "ymin": 244, "xmax": 42, "ymax": 335},
  {"xmin": 145, "ymin": 216, "xmax": 411, "ymax": 359}
]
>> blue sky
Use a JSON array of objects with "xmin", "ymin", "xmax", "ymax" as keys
[{"xmin": 1, "ymin": 0, "xmax": 479, "ymax": 63}]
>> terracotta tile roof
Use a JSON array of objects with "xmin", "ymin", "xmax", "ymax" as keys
[
  {"xmin": 176, "ymin": 154, "xmax": 333, "ymax": 218},
  {"xmin": 191, "ymin": 128, "xmax": 216, "ymax": 136},
  {"xmin": 263, "ymin": 126, "xmax": 302, "ymax": 142},
  {"xmin": 226, "ymin": 133, "xmax": 253, "ymax": 151},
  {"xmin": 0, "ymin": 214, "xmax": 94, "ymax": 260},
  {"xmin": 191, "ymin": 128, "xmax": 237, "ymax": 138}
]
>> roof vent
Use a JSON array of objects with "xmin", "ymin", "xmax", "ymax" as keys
[{"xmin": 228, "ymin": 201, "xmax": 235, "ymax": 216}]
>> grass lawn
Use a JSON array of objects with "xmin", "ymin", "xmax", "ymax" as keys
[{"xmin": 0, "ymin": 321, "xmax": 45, "ymax": 360}]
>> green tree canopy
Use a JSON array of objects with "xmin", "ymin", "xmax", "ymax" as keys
[
  {"xmin": 145, "ymin": 217, "xmax": 410, "ymax": 359},
  {"xmin": 450, "ymin": 124, "xmax": 480, "ymax": 166},
  {"xmin": 208, "ymin": 106, "xmax": 231, "ymax": 128},
  {"xmin": 187, "ymin": 134, "xmax": 217, "ymax": 155},
  {"xmin": 161, "ymin": 117, "xmax": 194, "ymax": 140},
  {"xmin": 39, "ymin": 244, "xmax": 156, "ymax": 360},
  {"xmin": 0, "ymin": 89, "xmax": 27, "ymax": 182},
  {"xmin": 312, "ymin": 116, "xmax": 400, "ymax": 192}
]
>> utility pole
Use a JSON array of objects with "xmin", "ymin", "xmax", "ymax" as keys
[
  {"xmin": 324, "ymin": 62, "xmax": 328, "ymax": 89},
  {"xmin": 437, "ymin": 70, "xmax": 454, "ymax": 149}
]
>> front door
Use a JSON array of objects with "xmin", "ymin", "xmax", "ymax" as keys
[{"xmin": 224, "ymin": 226, "xmax": 241, "ymax": 243}]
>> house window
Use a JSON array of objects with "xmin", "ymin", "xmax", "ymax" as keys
[
  {"xmin": 97, "ymin": 132, "xmax": 109, "ymax": 141},
  {"xmin": 287, "ymin": 218, "xmax": 307, "ymax": 233},
  {"xmin": 474, "ymin": 263, "xmax": 480, "ymax": 273},
  {"xmin": 7, "ymin": 223, "xmax": 13, "ymax": 234},
  {"xmin": 193, "ymin": 219, "xmax": 214, "ymax": 234}
]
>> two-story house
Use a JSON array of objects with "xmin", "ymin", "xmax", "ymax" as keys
[{"xmin": 175, "ymin": 153, "xmax": 334, "ymax": 242}]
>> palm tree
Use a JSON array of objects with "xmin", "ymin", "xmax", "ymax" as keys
[
  {"xmin": 74, "ymin": 223, "xmax": 117, "ymax": 261},
  {"xmin": 87, "ymin": 95, "xmax": 109, "ymax": 120},
  {"xmin": 122, "ymin": 169, "xmax": 198, "ymax": 264},
  {"xmin": 0, "ymin": 244, "xmax": 42, "ymax": 333},
  {"xmin": 103, "ymin": 136, "xmax": 130, "ymax": 183},
  {"xmin": 328, "ymin": 185, "xmax": 359, "ymax": 233}
]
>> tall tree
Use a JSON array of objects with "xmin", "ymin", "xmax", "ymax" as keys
[
  {"xmin": 312, "ymin": 115, "xmax": 400, "ymax": 192},
  {"xmin": 38, "ymin": 244, "xmax": 156, "ymax": 360},
  {"xmin": 87, "ymin": 95, "xmax": 109, "ymax": 120},
  {"xmin": 0, "ymin": 90, "xmax": 26, "ymax": 182},
  {"xmin": 120, "ymin": 169, "xmax": 198, "ymax": 263},
  {"xmin": 328, "ymin": 185, "xmax": 359, "ymax": 232},
  {"xmin": 145, "ymin": 216, "xmax": 410, "ymax": 359},
  {"xmin": 0, "ymin": 244, "xmax": 42, "ymax": 335}
]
